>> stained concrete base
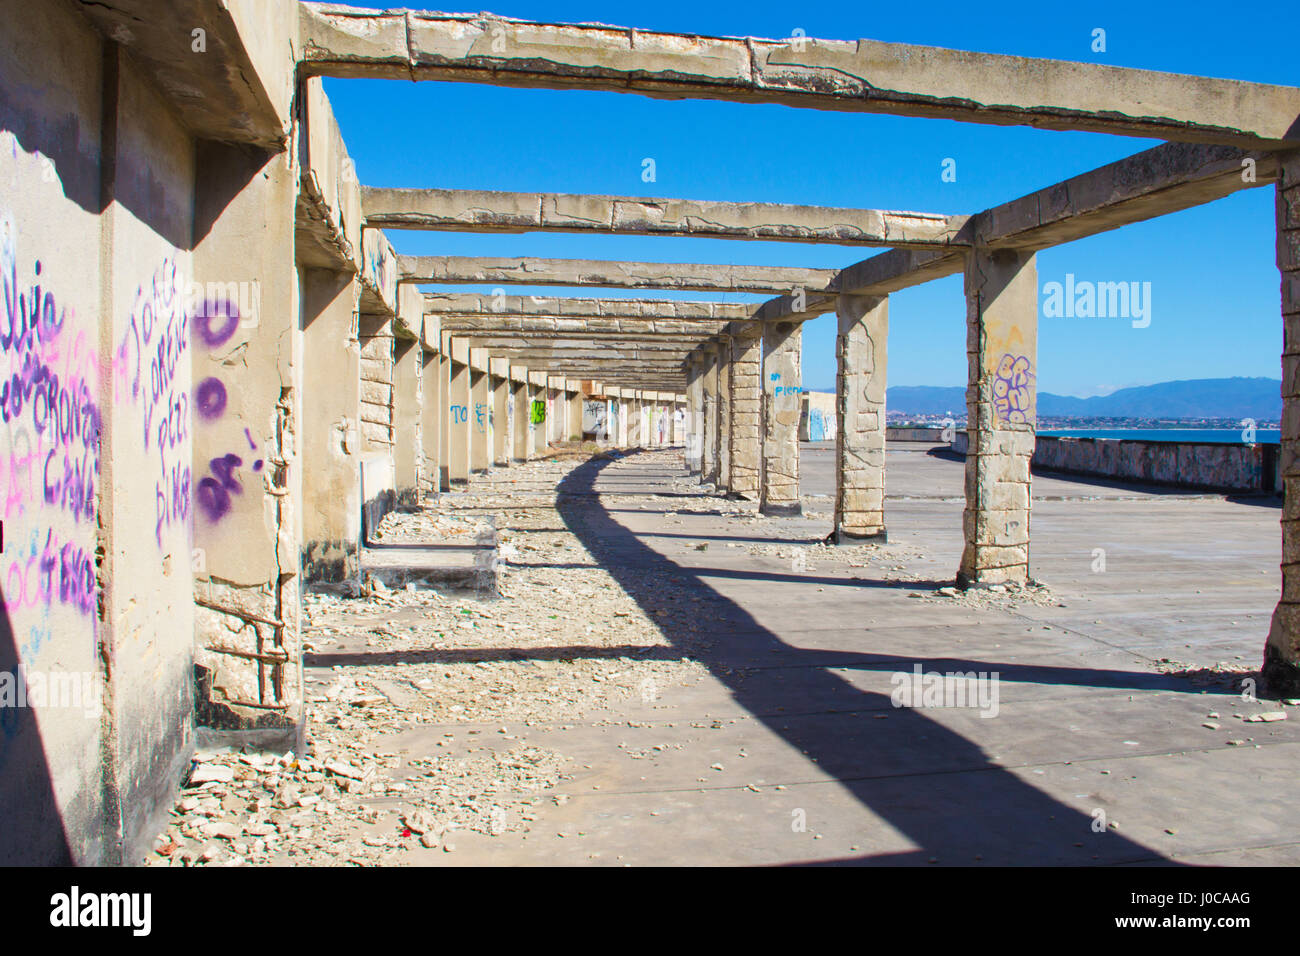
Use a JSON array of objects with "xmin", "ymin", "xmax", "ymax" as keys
[{"xmin": 361, "ymin": 526, "xmax": 499, "ymax": 597}]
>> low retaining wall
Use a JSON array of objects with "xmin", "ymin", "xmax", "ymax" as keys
[
  {"xmin": 887, "ymin": 426, "xmax": 949, "ymax": 442},
  {"xmin": 950, "ymin": 432, "xmax": 1280, "ymax": 493}
]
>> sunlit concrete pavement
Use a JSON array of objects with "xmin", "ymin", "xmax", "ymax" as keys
[{"xmin": 389, "ymin": 444, "xmax": 1300, "ymax": 866}]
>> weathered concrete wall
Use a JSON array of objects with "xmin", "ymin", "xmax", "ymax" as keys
[
  {"xmin": 949, "ymin": 431, "xmax": 1280, "ymax": 493},
  {"xmin": 0, "ymin": 2, "xmax": 115, "ymax": 864},
  {"xmin": 1267, "ymin": 150, "xmax": 1300, "ymax": 695},
  {"xmin": 888, "ymin": 425, "xmax": 947, "ymax": 442},
  {"xmin": 1034, "ymin": 435, "xmax": 1279, "ymax": 492}
]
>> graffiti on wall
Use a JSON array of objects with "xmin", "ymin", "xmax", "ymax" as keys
[
  {"xmin": 529, "ymin": 400, "xmax": 545, "ymax": 425},
  {"xmin": 0, "ymin": 215, "xmax": 102, "ymax": 641},
  {"xmin": 808, "ymin": 408, "xmax": 830, "ymax": 442},
  {"xmin": 991, "ymin": 352, "xmax": 1033, "ymax": 425},
  {"xmin": 114, "ymin": 257, "xmax": 199, "ymax": 543},
  {"xmin": 582, "ymin": 400, "xmax": 607, "ymax": 438}
]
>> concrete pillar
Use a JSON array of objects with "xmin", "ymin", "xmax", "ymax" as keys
[
  {"xmin": 448, "ymin": 357, "xmax": 470, "ymax": 483},
  {"xmin": 717, "ymin": 336, "xmax": 733, "ymax": 489},
  {"xmin": 567, "ymin": 387, "xmax": 583, "ymax": 440},
  {"xmin": 834, "ymin": 294, "xmax": 889, "ymax": 542},
  {"xmin": 628, "ymin": 393, "xmax": 643, "ymax": 445},
  {"xmin": 512, "ymin": 372, "xmax": 531, "ymax": 462},
  {"xmin": 191, "ymin": 139, "xmax": 302, "ymax": 747},
  {"xmin": 958, "ymin": 248, "xmax": 1038, "ymax": 588},
  {"xmin": 301, "ymin": 269, "xmax": 362, "ymax": 583},
  {"xmin": 491, "ymin": 359, "xmax": 511, "ymax": 466},
  {"xmin": 393, "ymin": 336, "xmax": 423, "ymax": 504},
  {"xmin": 728, "ymin": 323, "xmax": 763, "ymax": 499},
  {"xmin": 528, "ymin": 372, "xmax": 546, "ymax": 454},
  {"xmin": 437, "ymin": 351, "xmax": 451, "ymax": 490},
  {"xmin": 761, "ymin": 320, "xmax": 802, "ymax": 515},
  {"xmin": 701, "ymin": 349, "xmax": 718, "ymax": 481},
  {"xmin": 469, "ymin": 355, "xmax": 490, "ymax": 473},
  {"xmin": 421, "ymin": 348, "xmax": 441, "ymax": 494},
  {"xmin": 358, "ymin": 316, "xmax": 394, "ymax": 453},
  {"xmin": 1266, "ymin": 151, "xmax": 1300, "ymax": 696},
  {"xmin": 686, "ymin": 360, "xmax": 703, "ymax": 471},
  {"xmin": 616, "ymin": 395, "xmax": 629, "ymax": 446}
]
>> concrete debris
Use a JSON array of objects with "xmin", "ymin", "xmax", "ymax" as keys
[{"xmin": 146, "ymin": 452, "xmax": 711, "ymax": 866}]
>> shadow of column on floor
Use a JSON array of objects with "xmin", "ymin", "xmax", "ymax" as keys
[{"xmin": 556, "ymin": 450, "xmax": 1179, "ymax": 866}]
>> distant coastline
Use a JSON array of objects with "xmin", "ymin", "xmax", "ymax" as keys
[{"xmin": 1040, "ymin": 428, "xmax": 1280, "ymax": 444}]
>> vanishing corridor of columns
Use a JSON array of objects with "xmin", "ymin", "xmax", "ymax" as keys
[{"xmin": 6, "ymin": 0, "xmax": 1298, "ymax": 866}]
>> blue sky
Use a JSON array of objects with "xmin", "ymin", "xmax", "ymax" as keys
[{"xmin": 322, "ymin": 0, "xmax": 1294, "ymax": 396}]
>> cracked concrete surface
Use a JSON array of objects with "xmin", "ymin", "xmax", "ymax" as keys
[{"xmin": 148, "ymin": 446, "xmax": 1300, "ymax": 866}]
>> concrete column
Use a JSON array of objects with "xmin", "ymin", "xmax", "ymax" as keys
[
  {"xmin": 512, "ymin": 372, "xmax": 531, "ymax": 462},
  {"xmin": 421, "ymin": 348, "xmax": 441, "ymax": 494},
  {"xmin": 437, "ymin": 351, "xmax": 451, "ymax": 490},
  {"xmin": 761, "ymin": 320, "xmax": 802, "ymax": 515},
  {"xmin": 567, "ymin": 387, "xmax": 583, "ymax": 440},
  {"xmin": 1266, "ymin": 151, "xmax": 1300, "ymax": 696},
  {"xmin": 469, "ymin": 355, "xmax": 490, "ymax": 473},
  {"xmin": 528, "ymin": 372, "xmax": 546, "ymax": 455},
  {"xmin": 191, "ymin": 140, "xmax": 302, "ymax": 747},
  {"xmin": 491, "ymin": 359, "xmax": 511, "ymax": 466},
  {"xmin": 834, "ymin": 294, "xmax": 889, "ymax": 542},
  {"xmin": 301, "ymin": 269, "xmax": 362, "ymax": 583},
  {"xmin": 701, "ymin": 349, "xmax": 718, "ymax": 481},
  {"xmin": 393, "ymin": 336, "xmax": 423, "ymax": 504},
  {"xmin": 728, "ymin": 323, "xmax": 763, "ymax": 499},
  {"xmin": 959, "ymin": 248, "xmax": 1038, "ymax": 588},
  {"xmin": 448, "ymin": 357, "xmax": 471, "ymax": 484},
  {"xmin": 686, "ymin": 363, "xmax": 702, "ymax": 471},
  {"xmin": 616, "ymin": 395, "xmax": 629, "ymax": 446},
  {"xmin": 628, "ymin": 393, "xmax": 643, "ymax": 445},
  {"xmin": 717, "ymin": 336, "xmax": 733, "ymax": 489},
  {"xmin": 358, "ymin": 315, "xmax": 394, "ymax": 451}
]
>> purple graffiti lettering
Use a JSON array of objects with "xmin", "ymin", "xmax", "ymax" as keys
[
  {"xmin": 195, "ymin": 376, "xmax": 226, "ymax": 421},
  {"xmin": 196, "ymin": 454, "xmax": 243, "ymax": 523},
  {"xmin": 992, "ymin": 353, "xmax": 1033, "ymax": 425},
  {"xmin": 195, "ymin": 298, "xmax": 240, "ymax": 348}
]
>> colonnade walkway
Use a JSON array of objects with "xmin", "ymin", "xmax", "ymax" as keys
[{"xmin": 270, "ymin": 446, "xmax": 1298, "ymax": 866}]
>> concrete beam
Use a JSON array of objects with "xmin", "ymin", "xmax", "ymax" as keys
[
  {"xmin": 397, "ymin": 254, "xmax": 838, "ymax": 294},
  {"xmin": 366, "ymin": 186, "xmax": 963, "ymax": 247},
  {"xmin": 81, "ymin": 0, "xmax": 290, "ymax": 149},
  {"xmin": 973, "ymin": 142, "xmax": 1279, "ymax": 252},
  {"xmin": 768, "ymin": 142, "xmax": 1286, "ymax": 311},
  {"xmin": 299, "ymin": 5, "xmax": 1300, "ymax": 148},
  {"xmin": 425, "ymin": 293, "xmax": 757, "ymax": 320},
  {"xmin": 437, "ymin": 315, "xmax": 730, "ymax": 335}
]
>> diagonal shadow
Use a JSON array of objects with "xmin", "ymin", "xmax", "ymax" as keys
[{"xmin": 555, "ymin": 450, "xmax": 1179, "ymax": 866}]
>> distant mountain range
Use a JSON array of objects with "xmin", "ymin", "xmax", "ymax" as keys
[{"xmin": 810, "ymin": 377, "xmax": 1282, "ymax": 421}]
